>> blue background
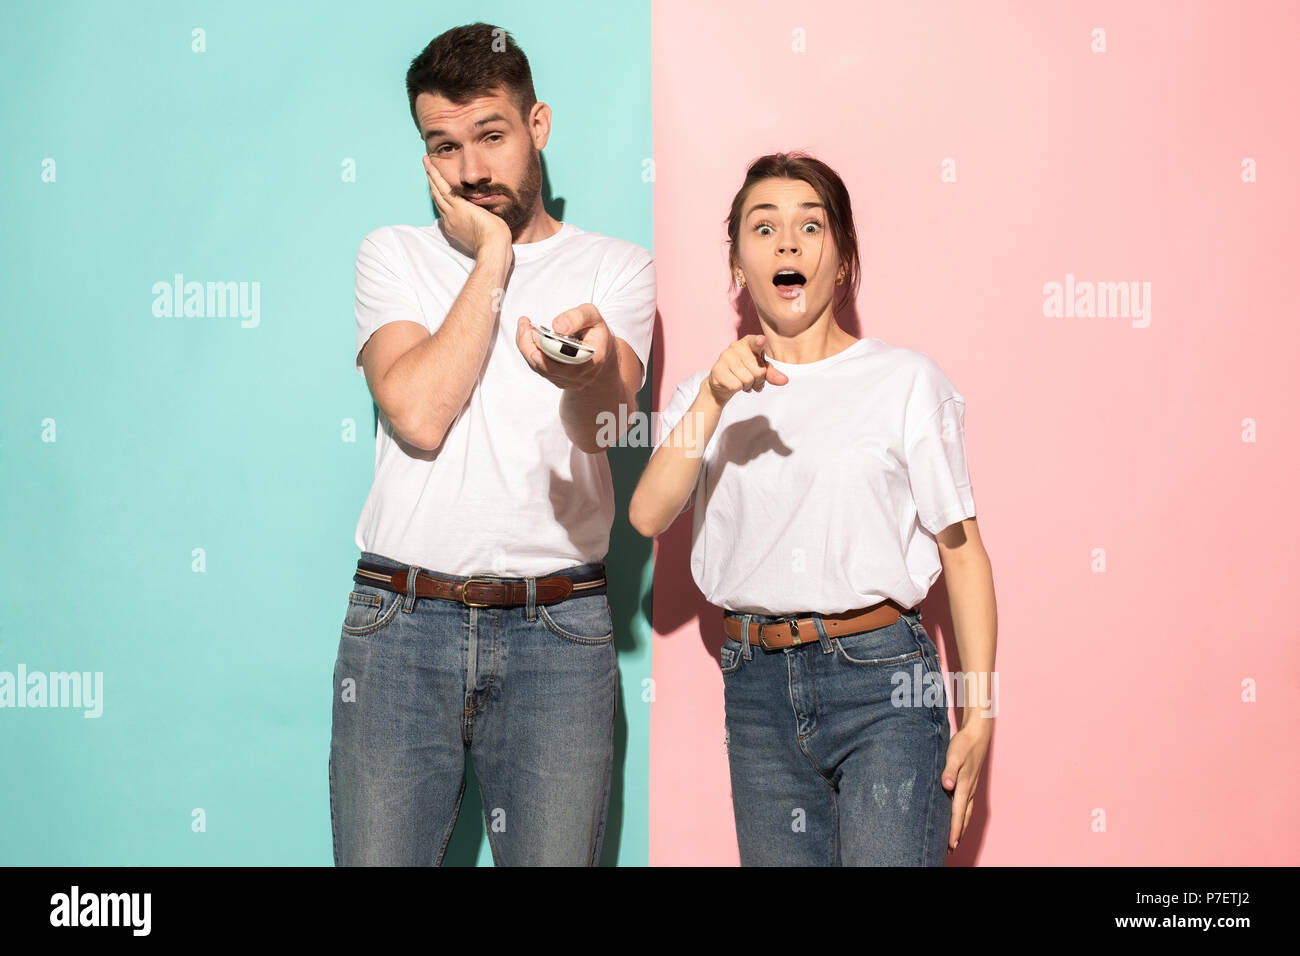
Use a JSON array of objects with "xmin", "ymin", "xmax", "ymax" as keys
[{"xmin": 0, "ymin": 0, "xmax": 653, "ymax": 865}]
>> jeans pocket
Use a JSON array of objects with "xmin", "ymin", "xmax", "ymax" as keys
[
  {"xmin": 720, "ymin": 637, "xmax": 744, "ymax": 675},
  {"xmin": 538, "ymin": 593, "xmax": 614, "ymax": 645},
  {"xmin": 832, "ymin": 619, "xmax": 923, "ymax": 667},
  {"xmin": 340, "ymin": 583, "xmax": 403, "ymax": 637}
]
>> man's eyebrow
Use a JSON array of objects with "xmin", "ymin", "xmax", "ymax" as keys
[
  {"xmin": 745, "ymin": 201, "xmax": 825, "ymax": 217},
  {"xmin": 424, "ymin": 113, "xmax": 510, "ymax": 142}
]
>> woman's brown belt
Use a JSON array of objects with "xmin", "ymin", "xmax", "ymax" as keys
[{"xmin": 724, "ymin": 599, "xmax": 914, "ymax": 650}]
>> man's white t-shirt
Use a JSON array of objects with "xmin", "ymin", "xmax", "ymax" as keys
[
  {"xmin": 654, "ymin": 337, "xmax": 977, "ymax": 615},
  {"xmin": 352, "ymin": 220, "xmax": 655, "ymax": 577}
]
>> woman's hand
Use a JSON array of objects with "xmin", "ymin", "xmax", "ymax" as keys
[
  {"xmin": 423, "ymin": 154, "xmax": 512, "ymax": 257},
  {"xmin": 942, "ymin": 722, "xmax": 991, "ymax": 852},
  {"xmin": 706, "ymin": 334, "xmax": 789, "ymax": 407}
]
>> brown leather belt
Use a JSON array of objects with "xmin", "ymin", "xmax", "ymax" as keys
[
  {"xmin": 353, "ymin": 559, "xmax": 606, "ymax": 608},
  {"xmin": 724, "ymin": 599, "xmax": 913, "ymax": 651}
]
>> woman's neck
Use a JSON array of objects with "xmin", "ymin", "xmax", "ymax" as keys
[{"xmin": 759, "ymin": 319, "xmax": 859, "ymax": 364}]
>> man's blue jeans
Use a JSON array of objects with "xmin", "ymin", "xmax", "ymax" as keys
[
  {"xmin": 720, "ymin": 607, "xmax": 953, "ymax": 866},
  {"xmin": 329, "ymin": 551, "xmax": 618, "ymax": 866}
]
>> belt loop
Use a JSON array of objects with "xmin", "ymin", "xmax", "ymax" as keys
[
  {"xmin": 812, "ymin": 615, "xmax": 833, "ymax": 654},
  {"xmin": 740, "ymin": 614, "xmax": 754, "ymax": 660},
  {"xmin": 525, "ymin": 576, "xmax": 537, "ymax": 621},
  {"xmin": 403, "ymin": 566, "xmax": 419, "ymax": 612},
  {"xmin": 908, "ymin": 605, "xmax": 922, "ymax": 630}
]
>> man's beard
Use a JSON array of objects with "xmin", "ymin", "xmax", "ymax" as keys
[{"xmin": 457, "ymin": 149, "xmax": 543, "ymax": 237}]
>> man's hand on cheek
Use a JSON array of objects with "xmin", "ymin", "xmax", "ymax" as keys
[{"xmin": 515, "ymin": 304, "xmax": 615, "ymax": 390}]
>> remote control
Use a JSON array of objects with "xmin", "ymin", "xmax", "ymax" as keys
[{"xmin": 532, "ymin": 323, "xmax": 595, "ymax": 364}]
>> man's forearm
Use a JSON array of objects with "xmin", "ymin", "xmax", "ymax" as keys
[
  {"xmin": 560, "ymin": 339, "xmax": 638, "ymax": 454},
  {"xmin": 380, "ymin": 241, "xmax": 513, "ymax": 449}
]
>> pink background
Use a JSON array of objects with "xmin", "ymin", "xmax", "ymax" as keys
[{"xmin": 648, "ymin": 0, "xmax": 1300, "ymax": 865}]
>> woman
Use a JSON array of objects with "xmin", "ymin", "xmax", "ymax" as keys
[{"xmin": 629, "ymin": 152, "xmax": 997, "ymax": 866}]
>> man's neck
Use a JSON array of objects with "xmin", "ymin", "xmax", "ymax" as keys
[{"xmin": 511, "ymin": 208, "xmax": 562, "ymax": 245}]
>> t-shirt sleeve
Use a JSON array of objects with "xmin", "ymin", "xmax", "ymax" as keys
[
  {"xmin": 594, "ymin": 246, "xmax": 656, "ymax": 391},
  {"xmin": 353, "ymin": 230, "xmax": 428, "ymax": 377},
  {"xmin": 653, "ymin": 372, "xmax": 706, "ymax": 516},
  {"xmin": 903, "ymin": 362, "xmax": 977, "ymax": 536}
]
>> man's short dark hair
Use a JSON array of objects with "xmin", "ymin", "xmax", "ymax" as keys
[{"xmin": 406, "ymin": 22, "xmax": 538, "ymax": 134}]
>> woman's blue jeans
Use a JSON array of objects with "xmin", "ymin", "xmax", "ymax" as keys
[
  {"xmin": 720, "ymin": 606, "xmax": 953, "ymax": 866},
  {"xmin": 328, "ymin": 551, "xmax": 618, "ymax": 866}
]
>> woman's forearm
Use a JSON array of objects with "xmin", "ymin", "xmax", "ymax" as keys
[
  {"xmin": 939, "ymin": 542, "xmax": 998, "ymax": 733},
  {"xmin": 629, "ymin": 381, "xmax": 725, "ymax": 537}
]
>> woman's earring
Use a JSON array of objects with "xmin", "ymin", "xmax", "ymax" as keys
[
  {"xmin": 736, "ymin": 272, "xmax": 746, "ymax": 289},
  {"xmin": 837, "ymin": 270, "xmax": 845, "ymax": 285}
]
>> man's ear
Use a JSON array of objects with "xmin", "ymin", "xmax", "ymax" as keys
[{"xmin": 528, "ymin": 101, "xmax": 552, "ymax": 151}]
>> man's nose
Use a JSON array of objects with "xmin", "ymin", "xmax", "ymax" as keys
[{"xmin": 459, "ymin": 147, "xmax": 490, "ymax": 191}]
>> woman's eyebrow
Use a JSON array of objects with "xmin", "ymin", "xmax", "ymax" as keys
[{"xmin": 745, "ymin": 201, "xmax": 826, "ymax": 217}]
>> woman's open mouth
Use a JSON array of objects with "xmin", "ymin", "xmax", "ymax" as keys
[{"xmin": 772, "ymin": 269, "xmax": 807, "ymax": 299}]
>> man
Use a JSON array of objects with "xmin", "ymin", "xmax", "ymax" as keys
[{"xmin": 329, "ymin": 22, "xmax": 655, "ymax": 866}]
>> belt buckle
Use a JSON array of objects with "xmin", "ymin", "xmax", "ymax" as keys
[
  {"xmin": 460, "ymin": 576, "xmax": 496, "ymax": 608},
  {"xmin": 758, "ymin": 617, "xmax": 799, "ymax": 651}
]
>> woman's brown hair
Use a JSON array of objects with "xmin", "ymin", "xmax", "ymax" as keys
[{"xmin": 725, "ymin": 152, "xmax": 861, "ymax": 315}]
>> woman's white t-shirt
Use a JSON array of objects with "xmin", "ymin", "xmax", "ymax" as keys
[{"xmin": 655, "ymin": 337, "xmax": 976, "ymax": 615}]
